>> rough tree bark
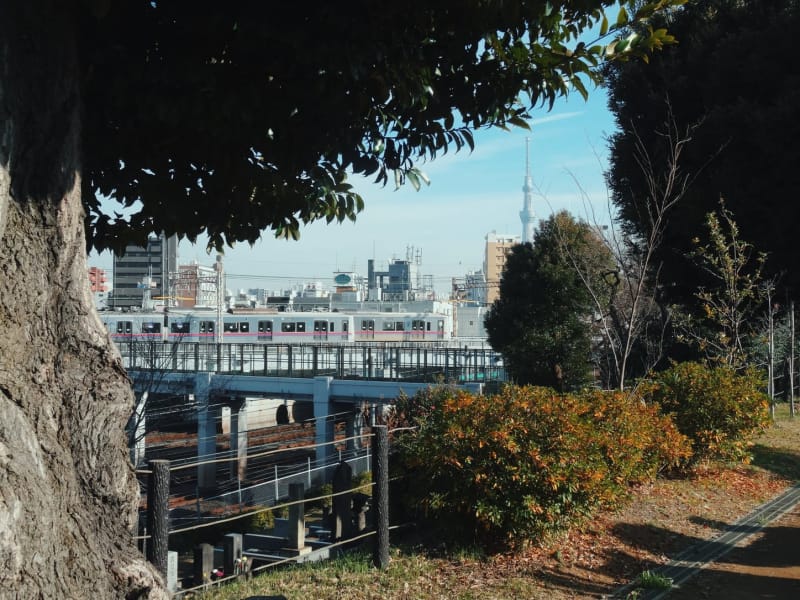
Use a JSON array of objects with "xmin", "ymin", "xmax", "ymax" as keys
[{"xmin": 0, "ymin": 4, "xmax": 166, "ymax": 598}]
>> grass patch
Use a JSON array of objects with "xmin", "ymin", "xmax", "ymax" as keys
[{"xmin": 636, "ymin": 569, "xmax": 673, "ymax": 590}]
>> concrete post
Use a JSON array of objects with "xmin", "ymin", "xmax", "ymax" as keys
[
  {"xmin": 229, "ymin": 397, "xmax": 248, "ymax": 481},
  {"xmin": 287, "ymin": 483, "xmax": 307, "ymax": 553},
  {"xmin": 166, "ymin": 551, "xmax": 178, "ymax": 593},
  {"xmin": 332, "ymin": 461, "xmax": 353, "ymax": 540},
  {"xmin": 193, "ymin": 543, "xmax": 214, "ymax": 586},
  {"xmin": 313, "ymin": 376, "xmax": 334, "ymax": 466},
  {"xmin": 223, "ymin": 533, "xmax": 243, "ymax": 577}
]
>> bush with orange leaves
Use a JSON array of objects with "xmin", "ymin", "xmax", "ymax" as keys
[
  {"xmin": 392, "ymin": 385, "xmax": 690, "ymax": 549},
  {"xmin": 638, "ymin": 361, "xmax": 771, "ymax": 464}
]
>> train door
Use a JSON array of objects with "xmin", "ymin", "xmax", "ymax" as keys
[
  {"xmin": 313, "ymin": 320, "xmax": 328, "ymax": 341},
  {"xmin": 342, "ymin": 319, "xmax": 352, "ymax": 341},
  {"xmin": 360, "ymin": 319, "xmax": 374, "ymax": 340},
  {"xmin": 115, "ymin": 320, "xmax": 133, "ymax": 339},
  {"xmin": 199, "ymin": 320, "xmax": 215, "ymax": 342},
  {"xmin": 411, "ymin": 319, "xmax": 425, "ymax": 339},
  {"xmin": 258, "ymin": 320, "xmax": 273, "ymax": 341}
]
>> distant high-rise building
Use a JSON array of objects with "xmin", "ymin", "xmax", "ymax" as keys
[
  {"xmin": 484, "ymin": 232, "xmax": 520, "ymax": 305},
  {"xmin": 88, "ymin": 266, "xmax": 108, "ymax": 293},
  {"xmin": 520, "ymin": 137, "xmax": 535, "ymax": 244},
  {"xmin": 174, "ymin": 262, "xmax": 218, "ymax": 308},
  {"xmin": 111, "ymin": 234, "xmax": 178, "ymax": 309}
]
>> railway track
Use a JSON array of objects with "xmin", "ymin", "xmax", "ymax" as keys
[{"xmin": 611, "ymin": 482, "xmax": 800, "ymax": 599}]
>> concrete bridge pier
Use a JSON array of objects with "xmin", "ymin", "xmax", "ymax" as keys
[
  {"xmin": 313, "ymin": 376, "xmax": 335, "ymax": 466},
  {"xmin": 194, "ymin": 373, "xmax": 219, "ymax": 493}
]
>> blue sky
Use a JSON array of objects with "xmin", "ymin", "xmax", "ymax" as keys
[{"xmin": 92, "ymin": 85, "xmax": 617, "ymax": 296}]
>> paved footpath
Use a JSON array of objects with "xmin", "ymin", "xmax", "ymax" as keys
[{"xmin": 613, "ymin": 483, "xmax": 800, "ymax": 599}]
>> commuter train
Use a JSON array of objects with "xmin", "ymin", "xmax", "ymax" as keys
[{"xmin": 100, "ymin": 309, "xmax": 451, "ymax": 344}]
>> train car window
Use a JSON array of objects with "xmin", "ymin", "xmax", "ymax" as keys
[
  {"xmin": 297, "ymin": 322, "xmax": 306, "ymax": 332},
  {"xmin": 426, "ymin": 322, "xmax": 431, "ymax": 331},
  {"xmin": 395, "ymin": 321, "xmax": 404, "ymax": 331},
  {"xmin": 200, "ymin": 321, "xmax": 215, "ymax": 333},
  {"xmin": 116, "ymin": 321, "xmax": 133, "ymax": 334},
  {"xmin": 239, "ymin": 322, "xmax": 250, "ymax": 333},
  {"xmin": 282, "ymin": 322, "xmax": 296, "ymax": 332},
  {"xmin": 258, "ymin": 320, "xmax": 273, "ymax": 333},
  {"xmin": 142, "ymin": 322, "xmax": 161, "ymax": 333},
  {"xmin": 170, "ymin": 322, "xmax": 190, "ymax": 334},
  {"xmin": 412, "ymin": 319, "xmax": 424, "ymax": 331},
  {"xmin": 329, "ymin": 322, "xmax": 334, "ymax": 333},
  {"xmin": 224, "ymin": 322, "xmax": 239, "ymax": 332},
  {"xmin": 382, "ymin": 321, "xmax": 395, "ymax": 331},
  {"xmin": 342, "ymin": 320, "xmax": 349, "ymax": 332}
]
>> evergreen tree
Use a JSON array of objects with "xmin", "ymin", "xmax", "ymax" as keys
[
  {"xmin": 486, "ymin": 212, "xmax": 612, "ymax": 390},
  {"xmin": 605, "ymin": 0, "xmax": 800, "ymax": 303}
]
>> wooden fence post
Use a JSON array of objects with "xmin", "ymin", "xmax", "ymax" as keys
[
  {"xmin": 146, "ymin": 459, "xmax": 170, "ymax": 577},
  {"xmin": 372, "ymin": 425, "xmax": 390, "ymax": 568}
]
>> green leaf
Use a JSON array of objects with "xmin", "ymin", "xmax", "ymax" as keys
[
  {"xmin": 600, "ymin": 14, "xmax": 609, "ymax": 36},
  {"xmin": 616, "ymin": 6, "xmax": 629, "ymax": 28},
  {"xmin": 508, "ymin": 115, "xmax": 531, "ymax": 130}
]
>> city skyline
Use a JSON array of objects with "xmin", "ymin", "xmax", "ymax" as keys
[{"xmin": 92, "ymin": 86, "xmax": 615, "ymax": 295}]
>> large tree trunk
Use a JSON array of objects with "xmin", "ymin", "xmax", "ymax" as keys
[{"xmin": 0, "ymin": 5, "xmax": 166, "ymax": 598}]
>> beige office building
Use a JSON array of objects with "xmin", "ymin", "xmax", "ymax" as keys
[{"xmin": 483, "ymin": 232, "xmax": 520, "ymax": 305}]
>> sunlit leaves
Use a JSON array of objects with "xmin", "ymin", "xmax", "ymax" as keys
[{"xmin": 680, "ymin": 201, "xmax": 768, "ymax": 369}]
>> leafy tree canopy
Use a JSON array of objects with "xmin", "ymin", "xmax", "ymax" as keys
[
  {"xmin": 48, "ymin": 1, "xmax": 686, "ymax": 253},
  {"xmin": 485, "ymin": 211, "xmax": 613, "ymax": 389},
  {"xmin": 605, "ymin": 0, "xmax": 800, "ymax": 302}
]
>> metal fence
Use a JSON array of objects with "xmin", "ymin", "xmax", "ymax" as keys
[
  {"xmin": 117, "ymin": 340, "xmax": 507, "ymax": 383},
  {"xmin": 169, "ymin": 447, "xmax": 371, "ymax": 529}
]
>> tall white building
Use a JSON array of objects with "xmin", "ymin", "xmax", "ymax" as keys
[{"xmin": 519, "ymin": 137, "xmax": 535, "ymax": 244}]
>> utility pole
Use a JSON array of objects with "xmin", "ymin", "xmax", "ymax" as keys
[
  {"xmin": 768, "ymin": 292, "xmax": 775, "ymax": 419},
  {"xmin": 789, "ymin": 300, "xmax": 794, "ymax": 419},
  {"xmin": 215, "ymin": 254, "xmax": 224, "ymax": 343}
]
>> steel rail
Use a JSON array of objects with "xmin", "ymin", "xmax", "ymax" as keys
[{"xmin": 612, "ymin": 482, "xmax": 800, "ymax": 599}]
